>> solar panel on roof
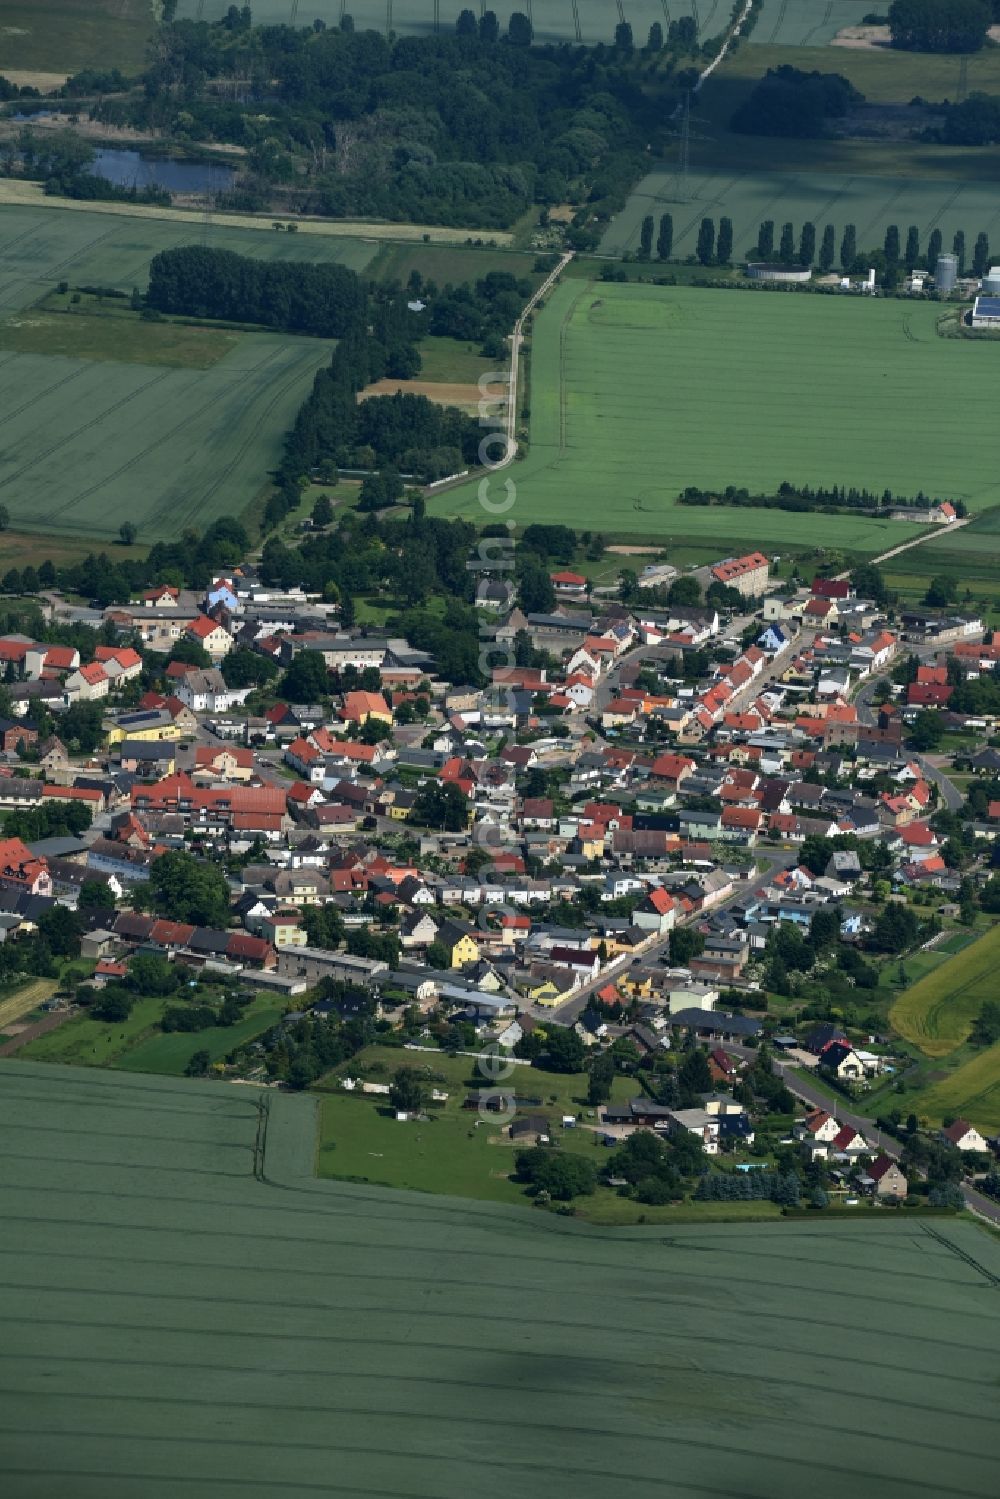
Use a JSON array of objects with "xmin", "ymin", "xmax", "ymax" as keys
[{"xmin": 974, "ymin": 296, "xmax": 1000, "ymax": 315}]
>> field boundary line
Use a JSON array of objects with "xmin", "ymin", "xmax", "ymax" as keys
[{"xmin": 0, "ymin": 181, "xmax": 513, "ymax": 247}]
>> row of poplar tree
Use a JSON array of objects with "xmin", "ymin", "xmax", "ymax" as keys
[{"xmin": 636, "ymin": 211, "xmax": 993, "ymax": 275}]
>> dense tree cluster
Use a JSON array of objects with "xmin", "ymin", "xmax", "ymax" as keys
[
  {"xmin": 695, "ymin": 1169, "xmax": 800, "ymax": 1204},
  {"xmin": 256, "ymin": 1007, "xmax": 375, "ymax": 1089},
  {"xmin": 607, "ymin": 1128, "xmax": 706, "ymax": 1205},
  {"xmin": 888, "ymin": 0, "xmax": 992, "ymax": 51},
  {"xmin": 91, "ymin": 17, "xmax": 675, "ymax": 230},
  {"xmin": 148, "ymin": 849, "xmax": 232, "ymax": 928},
  {"xmin": 516, "ymin": 1147, "xmax": 597, "ymax": 1200},
  {"xmin": 146, "ymin": 245, "xmax": 367, "ymax": 335},
  {"xmin": 731, "ymin": 65, "xmax": 861, "ymax": 138},
  {"xmin": 937, "ymin": 92, "xmax": 1000, "ymax": 144},
  {"xmin": 279, "ymin": 330, "xmax": 479, "ymax": 510}
]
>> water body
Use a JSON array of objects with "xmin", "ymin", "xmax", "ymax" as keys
[{"xmin": 88, "ymin": 147, "xmax": 236, "ymax": 196}]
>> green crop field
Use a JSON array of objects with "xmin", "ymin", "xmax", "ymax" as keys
[
  {"xmin": 1, "ymin": 1060, "xmax": 998, "ymax": 1499},
  {"xmin": 0, "ymin": 204, "xmax": 380, "ymax": 543},
  {"xmin": 177, "ymin": 0, "xmax": 713, "ymax": 44},
  {"xmin": 749, "ymin": 0, "xmax": 873, "ymax": 45},
  {"xmin": 0, "ymin": 204, "xmax": 378, "ymax": 320},
  {"xmin": 917, "ymin": 1041, "xmax": 1000, "ymax": 1133},
  {"xmin": 432, "ymin": 278, "xmax": 999, "ymax": 544},
  {"xmin": 601, "ymin": 165, "xmax": 1000, "ymax": 259},
  {"xmin": 0, "ymin": 328, "xmax": 331, "ymax": 541},
  {"xmin": 891, "ymin": 926, "xmax": 1000, "ymax": 1059},
  {"xmin": 0, "ymin": 0, "xmax": 154, "ymax": 77}
]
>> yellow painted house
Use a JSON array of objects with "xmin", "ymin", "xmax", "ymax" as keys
[
  {"xmin": 438, "ymin": 921, "xmax": 480, "ymax": 969},
  {"xmin": 618, "ymin": 971, "xmax": 656, "ymax": 1001}
]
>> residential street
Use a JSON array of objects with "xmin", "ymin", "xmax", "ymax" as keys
[
  {"xmin": 528, "ymin": 847, "xmax": 792, "ymax": 1026},
  {"xmin": 728, "ymin": 1043, "xmax": 1000, "ymax": 1227},
  {"xmin": 854, "ymin": 666, "xmax": 964, "ymax": 812}
]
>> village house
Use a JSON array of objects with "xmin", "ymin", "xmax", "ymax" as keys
[{"xmin": 940, "ymin": 1119, "xmax": 989, "ymax": 1153}]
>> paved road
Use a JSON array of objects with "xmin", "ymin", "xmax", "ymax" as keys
[{"xmin": 729, "ymin": 1042, "xmax": 1000, "ymax": 1226}]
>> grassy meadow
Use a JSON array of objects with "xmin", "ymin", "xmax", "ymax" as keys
[
  {"xmin": 0, "ymin": 0, "xmax": 154, "ymax": 77},
  {"xmin": 1, "ymin": 1060, "xmax": 998, "ymax": 1499},
  {"xmin": 315, "ymin": 1042, "xmax": 648, "ymax": 1215},
  {"xmin": 431, "ymin": 278, "xmax": 998, "ymax": 544}
]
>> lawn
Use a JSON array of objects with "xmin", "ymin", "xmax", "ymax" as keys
[
  {"xmin": 1, "ymin": 1060, "xmax": 998, "ymax": 1499},
  {"xmin": 890, "ymin": 924, "xmax": 1000, "ymax": 1058},
  {"xmin": 17, "ymin": 995, "xmax": 164, "ymax": 1065},
  {"xmin": 317, "ymin": 1043, "xmax": 645, "ymax": 1217},
  {"xmin": 0, "ymin": 0, "xmax": 154, "ymax": 77},
  {"xmin": 432, "ymin": 278, "xmax": 998, "ymax": 545},
  {"xmin": 115, "ymin": 994, "xmax": 283, "ymax": 1076},
  {"xmin": 0, "ymin": 306, "xmax": 241, "ymax": 368},
  {"xmin": 916, "ymin": 1041, "xmax": 1000, "ymax": 1132}
]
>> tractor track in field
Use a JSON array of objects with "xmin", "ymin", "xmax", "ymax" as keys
[
  {"xmin": 0, "ymin": 362, "xmax": 92, "ymax": 430},
  {"xmin": 767, "ymin": 0, "xmax": 789, "ymax": 44},
  {"xmin": 3, "ymin": 367, "xmax": 175, "ymax": 517},
  {"xmin": 167, "ymin": 347, "xmax": 328, "ymax": 529},
  {"xmin": 923, "ymin": 183, "xmax": 966, "ymax": 236},
  {"xmin": 800, "ymin": 0, "xmax": 834, "ymax": 45}
]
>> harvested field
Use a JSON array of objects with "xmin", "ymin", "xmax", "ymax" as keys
[
  {"xmin": 433, "ymin": 279, "xmax": 998, "ymax": 546},
  {"xmin": 0, "ymin": 1059, "xmax": 998, "ymax": 1499},
  {"xmin": 359, "ymin": 378, "xmax": 484, "ymax": 409},
  {"xmin": 1, "ymin": 70, "xmax": 69, "ymax": 92},
  {"xmin": 891, "ymin": 925, "xmax": 1000, "ymax": 1058},
  {"xmin": 0, "ymin": 979, "xmax": 57, "ymax": 1034}
]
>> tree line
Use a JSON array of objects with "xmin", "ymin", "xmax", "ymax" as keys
[{"xmin": 679, "ymin": 481, "xmax": 966, "ymax": 515}]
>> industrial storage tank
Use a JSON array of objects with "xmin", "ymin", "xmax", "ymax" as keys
[
  {"xmin": 935, "ymin": 253, "xmax": 958, "ymax": 293},
  {"xmin": 745, "ymin": 263, "xmax": 812, "ymax": 284},
  {"xmin": 982, "ymin": 266, "xmax": 1000, "ymax": 295}
]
